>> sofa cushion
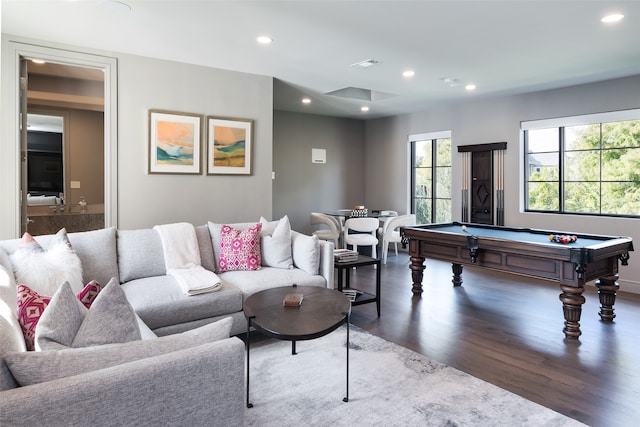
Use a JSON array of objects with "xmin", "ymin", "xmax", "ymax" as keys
[
  {"xmin": 291, "ymin": 232, "xmax": 321, "ymax": 275},
  {"xmin": 208, "ymin": 221, "xmax": 257, "ymax": 272},
  {"xmin": 220, "ymin": 267, "xmax": 326, "ymax": 300},
  {"xmin": 5, "ymin": 317, "xmax": 233, "ymax": 386},
  {"xmin": 10, "ymin": 229, "xmax": 84, "ymax": 296},
  {"xmin": 67, "ymin": 227, "xmax": 119, "ymax": 285},
  {"xmin": 16, "ymin": 281, "xmax": 102, "ymax": 351},
  {"xmin": 218, "ymin": 223, "xmax": 262, "ymax": 272},
  {"xmin": 36, "ymin": 279, "xmax": 141, "ymax": 351},
  {"xmin": 259, "ymin": 215, "xmax": 293, "ymax": 269},
  {"xmin": 117, "ymin": 229, "xmax": 166, "ymax": 282},
  {"xmin": 195, "ymin": 224, "xmax": 216, "ymax": 272},
  {"xmin": 122, "ymin": 275, "xmax": 243, "ymax": 330}
]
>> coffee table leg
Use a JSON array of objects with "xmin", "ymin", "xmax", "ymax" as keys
[
  {"xmin": 292, "ymin": 340, "xmax": 297, "ymax": 355},
  {"xmin": 246, "ymin": 317, "xmax": 254, "ymax": 408},
  {"xmin": 343, "ymin": 314, "xmax": 350, "ymax": 402}
]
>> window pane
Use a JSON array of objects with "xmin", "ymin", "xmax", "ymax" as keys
[
  {"xmin": 602, "ymin": 120, "xmax": 640, "ymax": 149},
  {"xmin": 415, "ymin": 197, "xmax": 432, "ymax": 224},
  {"xmin": 527, "ymin": 128, "xmax": 559, "ymax": 152},
  {"xmin": 602, "ymin": 182, "xmax": 640, "ymax": 215},
  {"xmin": 436, "ymin": 166, "xmax": 451, "ymax": 198},
  {"xmin": 435, "ymin": 198, "xmax": 451, "ymax": 223},
  {"xmin": 527, "ymin": 181, "xmax": 559, "ymax": 211},
  {"xmin": 564, "ymin": 182, "xmax": 600, "ymax": 213},
  {"xmin": 415, "ymin": 140, "xmax": 432, "ymax": 167},
  {"xmin": 436, "ymin": 138, "xmax": 451, "ymax": 166},
  {"xmin": 414, "ymin": 168, "xmax": 432, "ymax": 197},
  {"xmin": 565, "ymin": 124, "xmax": 600, "ymax": 151},
  {"xmin": 527, "ymin": 153, "xmax": 558, "ymax": 181},
  {"xmin": 564, "ymin": 150, "xmax": 600, "ymax": 181}
]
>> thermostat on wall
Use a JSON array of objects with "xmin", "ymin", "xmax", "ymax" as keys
[{"xmin": 312, "ymin": 148, "xmax": 326, "ymax": 164}]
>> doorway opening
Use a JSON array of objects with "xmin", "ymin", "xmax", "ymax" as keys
[{"xmin": 23, "ymin": 60, "xmax": 106, "ymax": 235}]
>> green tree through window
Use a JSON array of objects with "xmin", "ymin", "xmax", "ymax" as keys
[
  {"xmin": 412, "ymin": 136, "xmax": 452, "ymax": 224},
  {"xmin": 525, "ymin": 118, "xmax": 640, "ymax": 217}
]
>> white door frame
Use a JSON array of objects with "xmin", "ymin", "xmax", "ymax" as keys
[{"xmin": 1, "ymin": 40, "xmax": 118, "ymax": 238}]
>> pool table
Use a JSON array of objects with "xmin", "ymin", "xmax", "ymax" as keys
[{"xmin": 401, "ymin": 222, "xmax": 634, "ymax": 339}]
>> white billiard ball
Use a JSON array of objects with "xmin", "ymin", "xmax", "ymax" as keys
[{"xmin": 461, "ymin": 225, "xmax": 467, "ymax": 231}]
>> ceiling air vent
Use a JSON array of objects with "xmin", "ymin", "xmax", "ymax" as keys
[{"xmin": 350, "ymin": 59, "xmax": 380, "ymax": 69}]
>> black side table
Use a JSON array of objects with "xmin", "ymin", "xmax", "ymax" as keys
[{"xmin": 334, "ymin": 255, "xmax": 381, "ymax": 316}]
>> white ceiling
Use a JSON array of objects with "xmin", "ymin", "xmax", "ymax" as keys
[{"xmin": 3, "ymin": 0, "xmax": 640, "ymax": 120}]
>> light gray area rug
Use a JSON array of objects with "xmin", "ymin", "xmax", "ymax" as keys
[{"xmin": 244, "ymin": 325, "xmax": 585, "ymax": 427}]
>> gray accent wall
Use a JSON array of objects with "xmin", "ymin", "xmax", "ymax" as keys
[
  {"xmin": 273, "ymin": 111, "xmax": 365, "ymax": 235},
  {"xmin": 117, "ymin": 53, "xmax": 273, "ymax": 229},
  {"xmin": 363, "ymin": 75, "xmax": 640, "ymax": 292}
]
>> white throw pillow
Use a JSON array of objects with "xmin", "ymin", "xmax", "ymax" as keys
[
  {"xmin": 10, "ymin": 229, "xmax": 84, "ymax": 296},
  {"xmin": 291, "ymin": 232, "xmax": 320, "ymax": 275},
  {"xmin": 259, "ymin": 215, "xmax": 293, "ymax": 269}
]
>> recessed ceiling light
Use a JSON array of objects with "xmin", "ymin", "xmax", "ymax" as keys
[
  {"xmin": 465, "ymin": 84, "xmax": 477, "ymax": 91},
  {"xmin": 601, "ymin": 13, "xmax": 624, "ymax": 23},
  {"xmin": 361, "ymin": 106, "xmax": 370, "ymax": 112},
  {"xmin": 257, "ymin": 35, "xmax": 273, "ymax": 44},
  {"xmin": 302, "ymin": 97, "xmax": 311, "ymax": 104},
  {"xmin": 403, "ymin": 70, "xmax": 415, "ymax": 78},
  {"xmin": 31, "ymin": 59, "xmax": 46, "ymax": 64}
]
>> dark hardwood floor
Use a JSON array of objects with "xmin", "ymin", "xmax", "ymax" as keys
[{"xmin": 345, "ymin": 252, "xmax": 640, "ymax": 427}]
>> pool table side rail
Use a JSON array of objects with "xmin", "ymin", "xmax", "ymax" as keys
[{"xmin": 401, "ymin": 223, "xmax": 633, "ymax": 286}]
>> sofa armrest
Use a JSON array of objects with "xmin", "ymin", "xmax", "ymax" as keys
[
  {"xmin": 0, "ymin": 337, "xmax": 245, "ymax": 427},
  {"xmin": 318, "ymin": 239, "xmax": 335, "ymax": 290}
]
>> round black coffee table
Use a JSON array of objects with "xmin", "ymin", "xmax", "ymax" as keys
[{"xmin": 244, "ymin": 285, "xmax": 351, "ymax": 408}]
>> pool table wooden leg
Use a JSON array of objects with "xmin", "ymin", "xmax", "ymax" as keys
[
  {"xmin": 595, "ymin": 274, "xmax": 619, "ymax": 321},
  {"xmin": 559, "ymin": 285, "xmax": 586, "ymax": 339},
  {"xmin": 409, "ymin": 255, "xmax": 425, "ymax": 296}
]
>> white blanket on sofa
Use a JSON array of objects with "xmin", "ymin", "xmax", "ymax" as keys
[{"xmin": 154, "ymin": 222, "xmax": 222, "ymax": 296}]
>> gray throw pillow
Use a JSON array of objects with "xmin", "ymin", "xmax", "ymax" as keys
[
  {"xmin": 34, "ymin": 281, "xmax": 88, "ymax": 351},
  {"xmin": 5, "ymin": 317, "xmax": 233, "ymax": 386},
  {"xmin": 36, "ymin": 278, "xmax": 141, "ymax": 351}
]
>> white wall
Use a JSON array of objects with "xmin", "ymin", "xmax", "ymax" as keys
[
  {"xmin": 1, "ymin": 36, "xmax": 274, "ymax": 236},
  {"xmin": 364, "ymin": 75, "xmax": 640, "ymax": 293}
]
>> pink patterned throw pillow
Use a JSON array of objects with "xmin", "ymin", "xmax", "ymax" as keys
[
  {"xmin": 218, "ymin": 223, "xmax": 262, "ymax": 272},
  {"xmin": 16, "ymin": 281, "xmax": 102, "ymax": 351}
]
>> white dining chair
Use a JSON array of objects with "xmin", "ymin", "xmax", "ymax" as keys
[
  {"xmin": 343, "ymin": 217, "xmax": 379, "ymax": 259},
  {"xmin": 377, "ymin": 210, "xmax": 398, "ymax": 237},
  {"xmin": 310, "ymin": 212, "xmax": 342, "ymax": 248},
  {"xmin": 380, "ymin": 214, "xmax": 416, "ymax": 264}
]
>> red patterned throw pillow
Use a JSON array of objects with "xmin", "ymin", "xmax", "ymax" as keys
[
  {"xmin": 16, "ymin": 281, "xmax": 102, "ymax": 351},
  {"xmin": 218, "ymin": 223, "xmax": 262, "ymax": 272}
]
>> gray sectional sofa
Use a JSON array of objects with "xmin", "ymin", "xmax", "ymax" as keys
[{"xmin": 0, "ymin": 222, "xmax": 333, "ymax": 425}]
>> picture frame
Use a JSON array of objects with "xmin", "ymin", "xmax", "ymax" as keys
[
  {"xmin": 148, "ymin": 110, "xmax": 202, "ymax": 174},
  {"xmin": 206, "ymin": 116, "xmax": 253, "ymax": 175}
]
